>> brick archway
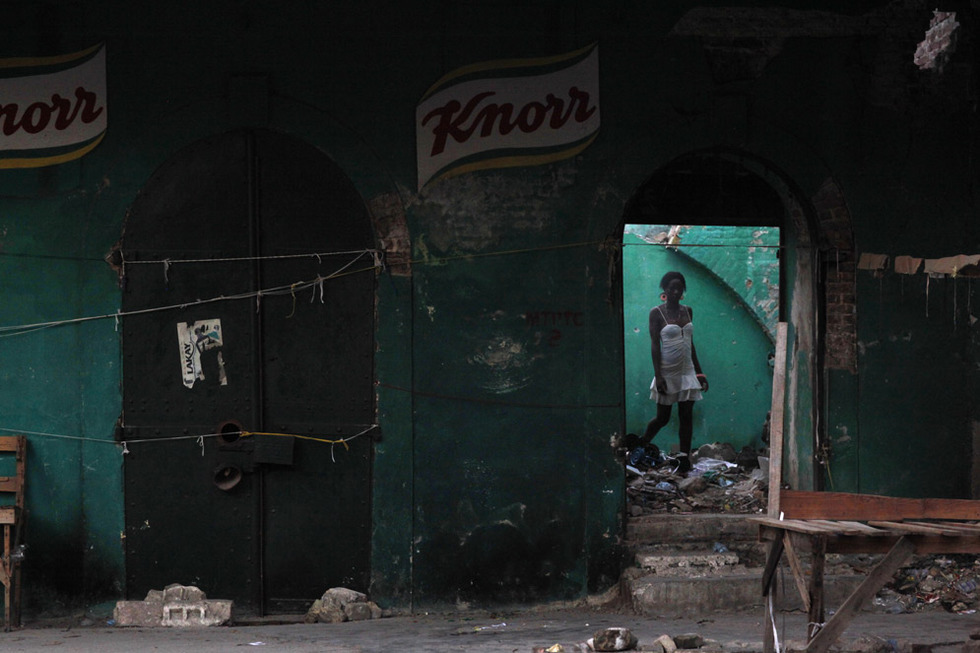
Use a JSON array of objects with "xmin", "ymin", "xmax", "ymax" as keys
[{"xmin": 811, "ymin": 178, "xmax": 857, "ymax": 373}]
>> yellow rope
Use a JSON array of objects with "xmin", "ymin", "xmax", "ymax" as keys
[{"xmin": 240, "ymin": 430, "xmax": 350, "ymax": 449}]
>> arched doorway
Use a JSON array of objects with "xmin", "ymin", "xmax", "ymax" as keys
[
  {"xmin": 621, "ymin": 149, "xmax": 823, "ymax": 496},
  {"xmin": 118, "ymin": 129, "xmax": 376, "ymax": 614}
]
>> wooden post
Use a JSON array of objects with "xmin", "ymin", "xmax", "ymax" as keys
[
  {"xmin": 768, "ymin": 322, "xmax": 788, "ymax": 517},
  {"xmin": 807, "ymin": 535, "xmax": 826, "ymax": 641},
  {"xmin": 805, "ymin": 537, "xmax": 915, "ymax": 653}
]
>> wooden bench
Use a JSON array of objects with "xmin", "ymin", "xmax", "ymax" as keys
[
  {"xmin": 750, "ymin": 490, "xmax": 980, "ymax": 653},
  {"xmin": 0, "ymin": 435, "xmax": 26, "ymax": 631},
  {"xmin": 755, "ymin": 325, "xmax": 979, "ymax": 652}
]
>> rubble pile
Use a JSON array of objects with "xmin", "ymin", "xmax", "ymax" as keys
[{"xmin": 625, "ymin": 441, "xmax": 768, "ymax": 515}]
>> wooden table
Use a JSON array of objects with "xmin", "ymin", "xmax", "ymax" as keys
[{"xmin": 750, "ymin": 492, "xmax": 980, "ymax": 653}]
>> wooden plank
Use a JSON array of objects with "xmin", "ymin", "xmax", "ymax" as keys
[
  {"xmin": 900, "ymin": 521, "xmax": 980, "ymax": 536},
  {"xmin": 806, "ymin": 520, "xmax": 870, "ymax": 535},
  {"xmin": 808, "ymin": 536, "xmax": 826, "ymax": 642},
  {"xmin": 904, "ymin": 521, "xmax": 980, "ymax": 534},
  {"xmin": 782, "ymin": 532, "xmax": 811, "ymax": 613},
  {"xmin": 759, "ymin": 519, "xmax": 844, "ymax": 536},
  {"xmin": 761, "ymin": 534, "xmax": 784, "ymax": 597},
  {"xmin": 0, "ymin": 437, "xmax": 22, "ymax": 452},
  {"xmin": 750, "ymin": 517, "xmax": 785, "ymax": 528},
  {"xmin": 767, "ymin": 323, "xmax": 788, "ymax": 518},
  {"xmin": 781, "ymin": 491, "xmax": 980, "ymax": 521},
  {"xmin": 867, "ymin": 521, "xmax": 951, "ymax": 535},
  {"xmin": 824, "ymin": 535, "xmax": 980, "ymax": 555},
  {"xmin": 0, "ymin": 507, "xmax": 14, "ymax": 525},
  {"xmin": 823, "ymin": 520, "xmax": 891, "ymax": 535},
  {"xmin": 805, "ymin": 537, "xmax": 915, "ymax": 653}
]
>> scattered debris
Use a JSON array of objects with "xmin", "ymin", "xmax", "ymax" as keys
[
  {"xmin": 529, "ymin": 629, "xmax": 714, "ymax": 653},
  {"xmin": 590, "ymin": 626, "xmax": 638, "ymax": 651},
  {"xmin": 878, "ymin": 555, "xmax": 980, "ymax": 614},
  {"xmin": 623, "ymin": 437, "xmax": 979, "ymax": 618},
  {"xmin": 625, "ymin": 441, "xmax": 768, "ymax": 515},
  {"xmin": 531, "ymin": 644, "xmax": 567, "ymax": 653},
  {"xmin": 474, "ymin": 621, "xmax": 507, "ymax": 631}
]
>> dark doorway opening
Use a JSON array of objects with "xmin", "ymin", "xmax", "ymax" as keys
[{"xmin": 621, "ymin": 152, "xmax": 789, "ymax": 516}]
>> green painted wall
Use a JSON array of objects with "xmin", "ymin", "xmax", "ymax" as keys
[
  {"xmin": 623, "ymin": 233, "xmax": 774, "ymax": 455},
  {"xmin": 0, "ymin": 0, "xmax": 977, "ymax": 615}
]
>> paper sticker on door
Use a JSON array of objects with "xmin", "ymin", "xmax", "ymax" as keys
[{"xmin": 177, "ymin": 320, "xmax": 228, "ymax": 388}]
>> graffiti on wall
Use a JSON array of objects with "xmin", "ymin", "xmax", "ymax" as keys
[
  {"xmin": 416, "ymin": 43, "xmax": 600, "ymax": 190},
  {"xmin": 0, "ymin": 44, "xmax": 107, "ymax": 168},
  {"xmin": 525, "ymin": 309, "xmax": 584, "ymax": 347}
]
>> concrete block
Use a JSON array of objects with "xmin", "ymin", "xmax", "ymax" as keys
[
  {"xmin": 113, "ymin": 585, "xmax": 232, "ymax": 628},
  {"xmin": 161, "ymin": 600, "xmax": 232, "ymax": 627},
  {"xmin": 113, "ymin": 600, "xmax": 163, "ymax": 627}
]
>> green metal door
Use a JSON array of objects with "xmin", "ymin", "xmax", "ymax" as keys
[{"xmin": 120, "ymin": 129, "xmax": 375, "ymax": 614}]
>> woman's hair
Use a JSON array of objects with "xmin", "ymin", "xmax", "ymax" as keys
[{"xmin": 660, "ymin": 271, "xmax": 686, "ymax": 291}]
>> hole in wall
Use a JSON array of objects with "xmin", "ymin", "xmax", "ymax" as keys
[{"xmin": 913, "ymin": 10, "xmax": 959, "ymax": 72}]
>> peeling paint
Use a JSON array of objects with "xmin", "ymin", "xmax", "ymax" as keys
[
  {"xmin": 468, "ymin": 335, "xmax": 532, "ymax": 393},
  {"xmin": 856, "ymin": 340, "xmax": 879, "ymax": 356},
  {"xmin": 408, "ymin": 163, "xmax": 576, "ymax": 253},
  {"xmin": 368, "ymin": 192, "xmax": 412, "ymax": 276},
  {"xmin": 886, "ymin": 331, "xmax": 913, "ymax": 342}
]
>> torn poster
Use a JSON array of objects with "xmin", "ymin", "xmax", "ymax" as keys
[
  {"xmin": 893, "ymin": 255, "xmax": 923, "ymax": 275},
  {"xmin": 857, "ymin": 253, "xmax": 889, "ymax": 270},
  {"xmin": 177, "ymin": 320, "xmax": 227, "ymax": 388},
  {"xmin": 923, "ymin": 254, "xmax": 980, "ymax": 277}
]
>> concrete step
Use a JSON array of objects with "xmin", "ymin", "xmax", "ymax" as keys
[
  {"xmin": 634, "ymin": 549, "xmax": 745, "ymax": 577},
  {"xmin": 626, "ymin": 513, "xmax": 762, "ymax": 545},
  {"xmin": 622, "ymin": 568, "xmax": 866, "ymax": 617},
  {"xmin": 622, "ymin": 513, "xmax": 880, "ymax": 617}
]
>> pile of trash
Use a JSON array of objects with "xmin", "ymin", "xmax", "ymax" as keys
[
  {"xmin": 625, "ymin": 440, "xmax": 768, "ymax": 515},
  {"xmin": 876, "ymin": 555, "xmax": 980, "ymax": 614}
]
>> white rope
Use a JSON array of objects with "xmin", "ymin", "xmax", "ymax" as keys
[
  {"xmin": 0, "ymin": 424, "xmax": 377, "ymax": 451},
  {"xmin": 768, "ymin": 591, "xmax": 783, "ymax": 653},
  {"xmin": 123, "ymin": 248, "xmax": 379, "ymax": 266},
  {"xmin": 0, "ymin": 251, "xmax": 380, "ymax": 339}
]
